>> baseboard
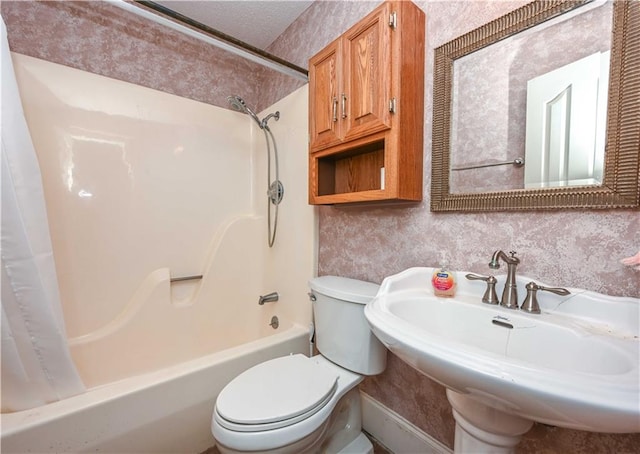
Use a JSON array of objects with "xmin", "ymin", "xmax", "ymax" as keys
[{"xmin": 360, "ymin": 392, "xmax": 452, "ymax": 454}]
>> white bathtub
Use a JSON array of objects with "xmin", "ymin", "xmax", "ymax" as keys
[{"xmin": 1, "ymin": 323, "xmax": 310, "ymax": 453}]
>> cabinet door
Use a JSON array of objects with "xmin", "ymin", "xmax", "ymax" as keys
[
  {"xmin": 342, "ymin": 4, "xmax": 393, "ymax": 142},
  {"xmin": 309, "ymin": 41, "xmax": 343, "ymax": 151}
]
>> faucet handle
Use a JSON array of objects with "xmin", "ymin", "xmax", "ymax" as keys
[
  {"xmin": 521, "ymin": 282, "xmax": 571, "ymax": 314},
  {"xmin": 465, "ymin": 273, "xmax": 499, "ymax": 305}
]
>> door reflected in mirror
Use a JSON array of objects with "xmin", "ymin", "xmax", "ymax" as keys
[{"xmin": 525, "ymin": 50, "xmax": 609, "ymax": 189}]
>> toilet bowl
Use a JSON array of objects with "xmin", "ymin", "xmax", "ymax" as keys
[{"xmin": 211, "ymin": 276, "xmax": 387, "ymax": 454}]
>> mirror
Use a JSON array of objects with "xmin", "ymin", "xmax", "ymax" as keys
[{"xmin": 431, "ymin": 0, "xmax": 639, "ymax": 212}]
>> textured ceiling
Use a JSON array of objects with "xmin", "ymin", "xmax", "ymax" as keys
[{"xmin": 155, "ymin": 0, "xmax": 314, "ymax": 49}]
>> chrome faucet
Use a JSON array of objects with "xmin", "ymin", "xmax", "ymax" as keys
[
  {"xmin": 488, "ymin": 250, "xmax": 520, "ymax": 309},
  {"xmin": 258, "ymin": 292, "xmax": 279, "ymax": 305}
]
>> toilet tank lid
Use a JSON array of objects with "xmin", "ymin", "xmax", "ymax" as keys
[{"xmin": 309, "ymin": 276, "xmax": 380, "ymax": 305}]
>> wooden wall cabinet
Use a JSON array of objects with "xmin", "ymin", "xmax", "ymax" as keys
[{"xmin": 308, "ymin": 1, "xmax": 425, "ymax": 205}]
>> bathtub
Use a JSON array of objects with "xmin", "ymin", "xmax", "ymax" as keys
[{"xmin": 1, "ymin": 322, "xmax": 310, "ymax": 453}]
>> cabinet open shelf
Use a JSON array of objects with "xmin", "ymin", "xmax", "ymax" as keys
[{"xmin": 316, "ymin": 140, "xmax": 385, "ymax": 196}]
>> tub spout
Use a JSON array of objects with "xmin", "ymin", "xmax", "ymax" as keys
[{"xmin": 258, "ymin": 292, "xmax": 279, "ymax": 305}]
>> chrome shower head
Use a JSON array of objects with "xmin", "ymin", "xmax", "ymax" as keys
[
  {"xmin": 227, "ymin": 95, "xmax": 262, "ymax": 128},
  {"xmin": 227, "ymin": 95, "xmax": 247, "ymax": 112}
]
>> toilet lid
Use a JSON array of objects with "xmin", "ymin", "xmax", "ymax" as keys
[{"xmin": 215, "ymin": 354, "xmax": 338, "ymax": 428}]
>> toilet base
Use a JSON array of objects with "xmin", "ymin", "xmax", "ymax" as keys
[
  {"xmin": 338, "ymin": 432, "xmax": 373, "ymax": 454},
  {"xmin": 319, "ymin": 388, "xmax": 369, "ymax": 454}
]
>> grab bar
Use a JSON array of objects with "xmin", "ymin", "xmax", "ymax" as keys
[
  {"xmin": 170, "ymin": 274, "xmax": 203, "ymax": 283},
  {"xmin": 452, "ymin": 157, "xmax": 524, "ymax": 171}
]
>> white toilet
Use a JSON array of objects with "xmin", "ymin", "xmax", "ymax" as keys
[{"xmin": 211, "ymin": 276, "xmax": 387, "ymax": 454}]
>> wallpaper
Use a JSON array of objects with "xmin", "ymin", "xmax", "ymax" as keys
[{"xmin": 1, "ymin": 1, "xmax": 265, "ymax": 110}]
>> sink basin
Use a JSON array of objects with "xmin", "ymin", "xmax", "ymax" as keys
[{"xmin": 364, "ymin": 267, "xmax": 640, "ymax": 436}]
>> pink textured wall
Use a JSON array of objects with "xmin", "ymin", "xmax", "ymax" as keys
[
  {"xmin": 0, "ymin": 0, "xmax": 295, "ymax": 113},
  {"xmin": 269, "ymin": 0, "xmax": 639, "ymax": 452},
  {"xmin": 3, "ymin": 0, "xmax": 639, "ymax": 452}
]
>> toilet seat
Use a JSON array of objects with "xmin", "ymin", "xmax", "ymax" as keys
[
  {"xmin": 212, "ymin": 355, "xmax": 364, "ymax": 452},
  {"xmin": 215, "ymin": 354, "xmax": 339, "ymax": 432}
]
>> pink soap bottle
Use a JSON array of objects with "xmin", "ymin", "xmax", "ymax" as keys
[{"xmin": 431, "ymin": 263, "xmax": 456, "ymax": 298}]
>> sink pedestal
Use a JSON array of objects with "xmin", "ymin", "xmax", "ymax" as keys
[{"xmin": 447, "ymin": 390, "xmax": 533, "ymax": 454}]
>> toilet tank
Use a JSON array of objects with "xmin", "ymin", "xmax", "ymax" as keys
[{"xmin": 309, "ymin": 276, "xmax": 387, "ymax": 375}]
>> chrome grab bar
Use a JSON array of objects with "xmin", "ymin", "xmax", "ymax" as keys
[
  {"xmin": 169, "ymin": 274, "xmax": 203, "ymax": 283},
  {"xmin": 452, "ymin": 157, "xmax": 524, "ymax": 171}
]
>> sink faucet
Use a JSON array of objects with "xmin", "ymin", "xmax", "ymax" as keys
[{"xmin": 488, "ymin": 250, "xmax": 520, "ymax": 309}]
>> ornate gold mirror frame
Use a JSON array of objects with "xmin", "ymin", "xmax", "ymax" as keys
[{"xmin": 431, "ymin": 0, "xmax": 639, "ymax": 212}]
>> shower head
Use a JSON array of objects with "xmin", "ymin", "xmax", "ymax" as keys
[
  {"xmin": 227, "ymin": 95, "xmax": 262, "ymax": 128},
  {"xmin": 227, "ymin": 95, "xmax": 248, "ymax": 112}
]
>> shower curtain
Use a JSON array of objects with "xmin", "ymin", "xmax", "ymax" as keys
[{"xmin": 1, "ymin": 17, "xmax": 85, "ymax": 412}]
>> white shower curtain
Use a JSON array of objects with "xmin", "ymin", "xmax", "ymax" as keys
[{"xmin": 1, "ymin": 17, "xmax": 85, "ymax": 412}]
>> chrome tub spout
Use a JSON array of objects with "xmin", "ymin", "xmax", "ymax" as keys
[{"xmin": 258, "ymin": 292, "xmax": 279, "ymax": 305}]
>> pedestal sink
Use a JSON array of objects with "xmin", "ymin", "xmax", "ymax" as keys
[{"xmin": 364, "ymin": 267, "xmax": 639, "ymax": 453}]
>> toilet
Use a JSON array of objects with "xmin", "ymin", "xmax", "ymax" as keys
[{"xmin": 211, "ymin": 276, "xmax": 387, "ymax": 454}]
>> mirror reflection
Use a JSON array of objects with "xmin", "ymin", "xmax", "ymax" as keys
[
  {"xmin": 525, "ymin": 50, "xmax": 610, "ymax": 189},
  {"xmin": 449, "ymin": 1, "xmax": 612, "ymax": 194}
]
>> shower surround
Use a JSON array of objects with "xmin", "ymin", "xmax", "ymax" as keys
[{"xmin": 10, "ymin": 53, "xmax": 314, "ymax": 385}]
